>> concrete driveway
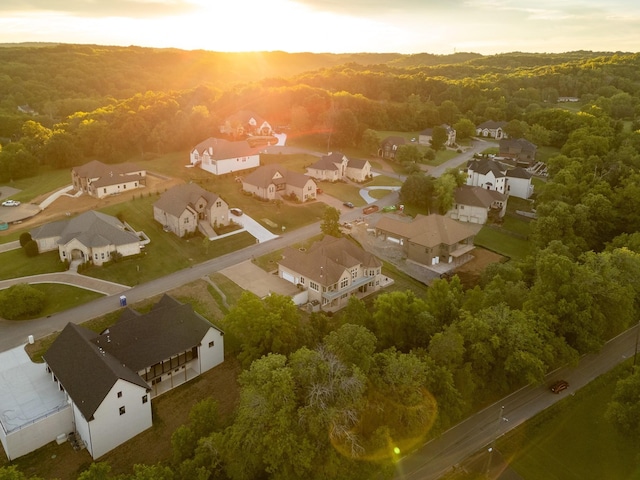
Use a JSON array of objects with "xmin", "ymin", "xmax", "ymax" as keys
[
  {"xmin": 220, "ymin": 260, "xmax": 299, "ymax": 298},
  {"xmin": 232, "ymin": 213, "xmax": 280, "ymax": 243}
]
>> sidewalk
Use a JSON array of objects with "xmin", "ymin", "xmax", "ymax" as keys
[{"xmin": 0, "ymin": 272, "xmax": 129, "ymax": 296}]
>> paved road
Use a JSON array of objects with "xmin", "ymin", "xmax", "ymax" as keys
[{"xmin": 393, "ymin": 324, "xmax": 640, "ymax": 479}]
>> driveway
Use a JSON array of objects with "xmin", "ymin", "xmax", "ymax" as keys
[
  {"xmin": 232, "ymin": 213, "xmax": 280, "ymax": 243},
  {"xmin": 219, "ymin": 260, "xmax": 299, "ymax": 298}
]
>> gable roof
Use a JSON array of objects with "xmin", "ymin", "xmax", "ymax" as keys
[
  {"xmin": 506, "ymin": 166, "xmax": 532, "ymax": 179},
  {"xmin": 308, "ymin": 152, "xmax": 346, "ymax": 171},
  {"xmin": 73, "ymin": 160, "xmax": 143, "ymax": 180},
  {"xmin": 192, "ymin": 137, "xmax": 261, "ymax": 159},
  {"xmin": 94, "ymin": 295, "xmax": 218, "ymax": 371},
  {"xmin": 420, "ymin": 124, "xmax": 454, "ymax": 135},
  {"xmin": 279, "ymin": 235, "xmax": 381, "ymax": 285},
  {"xmin": 243, "ymin": 164, "xmax": 313, "ymax": 189},
  {"xmin": 154, "ymin": 183, "xmax": 222, "ymax": 217},
  {"xmin": 376, "ymin": 214, "xmax": 476, "ymax": 248},
  {"xmin": 226, "ymin": 110, "xmax": 267, "ymax": 126},
  {"xmin": 30, "ymin": 210, "xmax": 140, "ymax": 247},
  {"xmin": 477, "ymin": 120, "xmax": 507, "ymax": 130},
  {"xmin": 43, "ymin": 323, "xmax": 149, "ymax": 420},
  {"xmin": 499, "ymin": 138, "xmax": 537, "ymax": 154},
  {"xmin": 380, "ymin": 136, "xmax": 406, "ymax": 147},
  {"xmin": 454, "ymin": 185, "xmax": 506, "ymax": 208},
  {"xmin": 43, "ymin": 295, "xmax": 222, "ymax": 420},
  {"xmin": 347, "ymin": 157, "xmax": 369, "ymax": 169},
  {"xmin": 467, "ymin": 158, "xmax": 506, "ymax": 178}
]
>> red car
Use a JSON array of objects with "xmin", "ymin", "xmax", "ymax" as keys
[{"xmin": 550, "ymin": 380, "xmax": 569, "ymax": 394}]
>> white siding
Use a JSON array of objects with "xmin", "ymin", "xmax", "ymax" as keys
[
  {"xmin": 84, "ymin": 380, "xmax": 151, "ymax": 459},
  {"xmin": 198, "ymin": 328, "xmax": 225, "ymax": 373}
]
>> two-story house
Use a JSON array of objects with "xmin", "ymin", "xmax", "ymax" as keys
[
  {"xmin": 278, "ymin": 236, "xmax": 386, "ymax": 311},
  {"xmin": 153, "ymin": 183, "xmax": 230, "ymax": 238},
  {"xmin": 378, "ymin": 136, "xmax": 406, "ymax": 160},
  {"xmin": 467, "ymin": 158, "xmax": 534, "ymax": 199},
  {"xmin": 190, "ymin": 137, "xmax": 261, "ymax": 175},
  {"xmin": 475, "ymin": 120, "xmax": 508, "ymax": 140},
  {"xmin": 306, "ymin": 152, "xmax": 372, "ymax": 183},
  {"xmin": 499, "ymin": 138, "xmax": 537, "ymax": 167},
  {"xmin": 219, "ymin": 110, "xmax": 273, "ymax": 138},
  {"xmin": 242, "ymin": 164, "xmax": 317, "ymax": 202},
  {"xmin": 419, "ymin": 124, "xmax": 457, "ymax": 148},
  {"xmin": 448, "ymin": 185, "xmax": 507, "ymax": 224}
]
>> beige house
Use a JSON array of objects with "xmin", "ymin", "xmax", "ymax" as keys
[
  {"xmin": 476, "ymin": 120, "xmax": 508, "ymax": 140},
  {"xmin": 190, "ymin": 137, "xmax": 261, "ymax": 176},
  {"xmin": 219, "ymin": 110, "xmax": 273, "ymax": 138},
  {"xmin": 448, "ymin": 185, "xmax": 507, "ymax": 224},
  {"xmin": 72, "ymin": 160, "xmax": 146, "ymax": 199},
  {"xmin": 306, "ymin": 152, "xmax": 372, "ymax": 183},
  {"xmin": 419, "ymin": 124, "xmax": 457, "ymax": 148},
  {"xmin": 375, "ymin": 214, "xmax": 477, "ymax": 267},
  {"xmin": 378, "ymin": 136, "xmax": 406, "ymax": 160},
  {"xmin": 153, "ymin": 183, "xmax": 230, "ymax": 238},
  {"xmin": 278, "ymin": 235, "xmax": 387, "ymax": 311},
  {"xmin": 30, "ymin": 210, "xmax": 147, "ymax": 266},
  {"xmin": 242, "ymin": 164, "xmax": 317, "ymax": 202}
]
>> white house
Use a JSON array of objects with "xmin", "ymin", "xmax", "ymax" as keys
[
  {"xmin": 190, "ymin": 137, "xmax": 261, "ymax": 176},
  {"xmin": 467, "ymin": 158, "xmax": 534, "ymax": 199},
  {"xmin": 41, "ymin": 295, "xmax": 224, "ymax": 459},
  {"xmin": 219, "ymin": 110, "xmax": 274, "ymax": 137},
  {"xmin": 153, "ymin": 183, "xmax": 230, "ymax": 238},
  {"xmin": 30, "ymin": 210, "xmax": 147, "ymax": 266},
  {"xmin": 278, "ymin": 235, "xmax": 387, "ymax": 311},
  {"xmin": 72, "ymin": 160, "xmax": 146, "ymax": 199}
]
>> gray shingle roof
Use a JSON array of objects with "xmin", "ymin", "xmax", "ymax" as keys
[
  {"xmin": 192, "ymin": 137, "xmax": 260, "ymax": 159},
  {"xmin": 309, "ymin": 152, "xmax": 345, "ymax": 171},
  {"xmin": 477, "ymin": 120, "xmax": 507, "ymax": 129},
  {"xmin": 154, "ymin": 183, "xmax": 222, "ymax": 218},
  {"xmin": 467, "ymin": 158, "xmax": 506, "ymax": 178},
  {"xmin": 243, "ymin": 164, "xmax": 313, "ymax": 189},
  {"xmin": 454, "ymin": 185, "xmax": 506, "ymax": 208},
  {"xmin": 376, "ymin": 214, "xmax": 476, "ymax": 248},
  {"xmin": 31, "ymin": 210, "xmax": 140, "ymax": 247},
  {"xmin": 506, "ymin": 167, "xmax": 532, "ymax": 179}
]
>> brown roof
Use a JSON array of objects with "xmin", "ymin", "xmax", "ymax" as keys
[
  {"xmin": 243, "ymin": 164, "xmax": 314, "ymax": 189},
  {"xmin": 279, "ymin": 235, "xmax": 381, "ymax": 286},
  {"xmin": 192, "ymin": 137, "xmax": 261, "ymax": 159},
  {"xmin": 72, "ymin": 160, "xmax": 143, "ymax": 179},
  {"xmin": 454, "ymin": 185, "xmax": 506, "ymax": 208},
  {"xmin": 376, "ymin": 214, "xmax": 476, "ymax": 248},
  {"xmin": 154, "ymin": 183, "xmax": 222, "ymax": 217}
]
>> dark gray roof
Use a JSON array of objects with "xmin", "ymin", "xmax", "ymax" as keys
[
  {"xmin": 499, "ymin": 138, "xmax": 537, "ymax": 154},
  {"xmin": 43, "ymin": 323, "xmax": 149, "ymax": 421},
  {"xmin": 454, "ymin": 185, "xmax": 506, "ymax": 208},
  {"xmin": 244, "ymin": 164, "xmax": 313, "ymax": 189},
  {"xmin": 347, "ymin": 157, "xmax": 369, "ymax": 169},
  {"xmin": 31, "ymin": 210, "xmax": 139, "ymax": 247},
  {"xmin": 94, "ymin": 295, "xmax": 219, "ymax": 371},
  {"xmin": 477, "ymin": 120, "xmax": 507, "ymax": 129},
  {"xmin": 309, "ymin": 152, "xmax": 345, "ymax": 171},
  {"xmin": 467, "ymin": 159, "xmax": 506, "ymax": 178},
  {"xmin": 154, "ymin": 183, "xmax": 222, "ymax": 218},
  {"xmin": 72, "ymin": 160, "xmax": 143, "ymax": 180},
  {"xmin": 44, "ymin": 295, "xmax": 222, "ymax": 419},
  {"xmin": 380, "ymin": 136, "xmax": 406, "ymax": 147},
  {"xmin": 506, "ymin": 167, "xmax": 532, "ymax": 179}
]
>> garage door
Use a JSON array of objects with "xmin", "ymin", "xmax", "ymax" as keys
[{"xmin": 281, "ymin": 271, "xmax": 295, "ymax": 283}]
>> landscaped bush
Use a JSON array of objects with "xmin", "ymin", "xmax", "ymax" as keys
[
  {"xmin": 19, "ymin": 232, "xmax": 32, "ymax": 247},
  {"xmin": 0, "ymin": 283, "xmax": 46, "ymax": 320},
  {"xmin": 24, "ymin": 239, "xmax": 39, "ymax": 257}
]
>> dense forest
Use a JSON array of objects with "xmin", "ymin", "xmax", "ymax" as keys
[{"xmin": 1, "ymin": 45, "xmax": 640, "ymax": 479}]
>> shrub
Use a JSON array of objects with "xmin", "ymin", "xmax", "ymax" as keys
[
  {"xmin": 24, "ymin": 240, "xmax": 39, "ymax": 257},
  {"xmin": 0, "ymin": 283, "xmax": 46, "ymax": 320},
  {"xmin": 19, "ymin": 232, "xmax": 32, "ymax": 247}
]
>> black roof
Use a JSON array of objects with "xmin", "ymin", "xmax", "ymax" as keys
[{"xmin": 43, "ymin": 295, "xmax": 222, "ymax": 420}]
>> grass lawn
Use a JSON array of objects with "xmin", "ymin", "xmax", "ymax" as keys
[
  {"xmin": 366, "ymin": 175, "xmax": 403, "ymax": 187},
  {"xmin": 260, "ymin": 152, "xmax": 318, "ymax": 172},
  {"xmin": 474, "ymin": 225, "xmax": 531, "ymax": 261},
  {"xmin": 33, "ymin": 284, "xmax": 104, "ymax": 318},
  {"xmin": 426, "ymin": 148, "xmax": 460, "ymax": 166},
  {"xmin": 0, "ymin": 249, "xmax": 67, "ymax": 280},
  {"xmin": 368, "ymin": 189, "xmax": 395, "ymax": 200},
  {"xmin": 498, "ymin": 361, "xmax": 640, "ymax": 480},
  {"xmin": 1, "ymin": 166, "xmax": 72, "ymax": 204},
  {"xmin": 317, "ymin": 181, "xmax": 366, "ymax": 206}
]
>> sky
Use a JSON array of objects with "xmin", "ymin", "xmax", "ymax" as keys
[{"xmin": 0, "ymin": 0, "xmax": 638, "ymax": 55}]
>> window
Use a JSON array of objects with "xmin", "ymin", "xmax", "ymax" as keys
[
  {"xmin": 208, "ymin": 341, "xmax": 214, "ymax": 348},
  {"xmin": 103, "ymin": 188, "xmax": 107, "ymax": 194},
  {"xmin": 142, "ymin": 395, "xmax": 148, "ymax": 404},
  {"xmin": 123, "ymin": 184, "xmax": 126, "ymax": 189},
  {"xmin": 309, "ymin": 281, "xmax": 319, "ymax": 291},
  {"xmin": 216, "ymin": 200, "xmax": 221, "ymax": 207},
  {"xmin": 299, "ymin": 277, "xmax": 305, "ymax": 285},
  {"xmin": 340, "ymin": 278, "xmax": 349, "ymax": 288},
  {"xmin": 119, "ymin": 406, "xmax": 126, "ymax": 415},
  {"xmin": 184, "ymin": 217, "xmax": 189, "ymax": 224},
  {"xmin": 117, "ymin": 391, "xmax": 122, "ymax": 398}
]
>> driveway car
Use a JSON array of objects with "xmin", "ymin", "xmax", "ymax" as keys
[
  {"xmin": 2, "ymin": 200, "xmax": 20, "ymax": 207},
  {"xmin": 343, "ymin": 202, "xmax": 354, "ymax": 208},
  {"xmin": 550, "ymin": 380, "xmax": 569, "ymax": 394},
  {"xmin": 230, "ymin": 208, "xmax": 243, "ymax": 216}
]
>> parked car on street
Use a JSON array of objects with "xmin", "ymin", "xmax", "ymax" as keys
[
  {"xmin": 230, "ymin": 208, "xmax": 243, "ymax": 216},
  {"xmin": 2, "ymin": 200, "xmax": 20, "ymax": 207},
  {"xmin": 343, "ymin": 202, "xmax": 354, "ymax": 208}
]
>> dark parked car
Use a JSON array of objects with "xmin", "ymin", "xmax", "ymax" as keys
[{"xmin": 550, "ymin": 380, "xmax": 569, "ymax": 394}]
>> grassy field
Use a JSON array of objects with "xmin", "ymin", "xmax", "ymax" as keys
[
  {"xmin": 498, "ymin": 361, "xmax": 640, "ymax": 480},
  {"xmin": 33, "ymin": 284, "xmax": 104, "ymax": 317},
  {"xmin": 474, "ymin": 225, "xmax": 532, "ymax": 261},
  {"xmin": 0, "ymin": 249, "xmax": 67, "ymax": 280},
  {"xmin": 2, "ymin": 167, "xmax": 72, "ymax": 204}
]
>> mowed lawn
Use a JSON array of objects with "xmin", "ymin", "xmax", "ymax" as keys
[{"xmin": 498, "ymin": 362, "xmax": 640, "ymax": 480}]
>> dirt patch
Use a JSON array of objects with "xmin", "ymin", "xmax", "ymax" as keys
[
  {"xmin": 454, "ymin": 248, "xmax": 506, "ymax": 288},
  {"xmin": 0, "ymin": 173, "xmax": 183, "ymax": 238}
]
